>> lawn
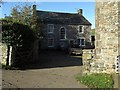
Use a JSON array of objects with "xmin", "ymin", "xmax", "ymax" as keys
[{"xmin": 75, "ymin": 73, "xmax": 114, "ymax": 88}]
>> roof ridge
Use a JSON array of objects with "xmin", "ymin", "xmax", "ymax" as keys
[
  {"xmin": 36, "ymin": 10, "xmax": 77, "ymax": 15},
  {"xmin": 36, "ymin": 10, "xmax": 92, "ymax": 25}
]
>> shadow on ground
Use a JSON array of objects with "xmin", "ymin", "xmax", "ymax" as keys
[{"xmin": 18, "ymin": 50, "xmax": 83, "ymax": 70}]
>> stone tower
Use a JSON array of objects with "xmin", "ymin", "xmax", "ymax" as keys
[{"xmin": 90, "ymin": 1, "xmax": 120, "ymax": 73}]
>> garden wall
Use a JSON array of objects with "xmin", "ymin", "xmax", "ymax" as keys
[
  {"xmin": 85, "ymin": 1, "xmax": 120, "ymax": 74},
  {"xmin": 0, "ymin": 42, "xmax": 13, "ymax": 66},
  {"xmin": 0, "ymin": 43, "xmax": 7, "ymax": 65}
]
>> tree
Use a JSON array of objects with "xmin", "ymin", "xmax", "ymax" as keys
[
  {"xmin": 10, "ymin": 4, "xmax": 42, "ymax": 38},
  {"xmin": 11, "ymin": 5, "xmax": 32, "ymax": 26},
  {"xmin": 9, "ymin": 4, "xmax": 43, "ymax": 65}
]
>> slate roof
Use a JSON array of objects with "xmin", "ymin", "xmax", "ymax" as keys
[{"xmin": 36, "ymin": 10, "xmax": 92, "ymax": 25}]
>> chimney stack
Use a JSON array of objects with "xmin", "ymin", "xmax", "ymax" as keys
[
  {"xmin": 78, "ymin": 9, "xmax": 83, "ymax": 15},
  {"xmin": 33, "ymin": 5, "xmax": 36, "ymax": 16},
  {"xmin": 33, "ymin": 4, "xmax": 36, "ymax": 10}
]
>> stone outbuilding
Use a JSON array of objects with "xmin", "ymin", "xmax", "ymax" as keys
[{"xmin": 90, "ymin": 1, "xmax": 120, "ymax": 74}]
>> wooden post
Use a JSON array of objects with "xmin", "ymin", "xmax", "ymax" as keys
[
  {"xmin": 6, "ymin": 45, "xmax": 10, "ymax": 66},
  {"xmin": 8, "ymin": 46, "xmax": 12, "ymax": 66}
]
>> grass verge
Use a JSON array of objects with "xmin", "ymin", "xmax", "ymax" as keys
[{"xmin": 75, "ymin": 73, "xmax": 114, "ymax": 88}]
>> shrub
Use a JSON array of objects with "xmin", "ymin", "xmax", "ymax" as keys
[
  {"xmin": 2, "ymin": 19, "xmax": 36, "ymax": 48},
  {"xmin": 75, "ymin": 73, "xmax": 114, "ymax": 88}
]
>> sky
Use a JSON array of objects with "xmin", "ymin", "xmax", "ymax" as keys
[{"xmin": 1, "ymin": 2, "xmax": 95, "ymax": 29}]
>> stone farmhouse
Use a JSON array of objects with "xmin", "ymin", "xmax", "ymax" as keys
[{"xmin": 33, "ymin": 5, "xmax": 93, "ymax": 50}]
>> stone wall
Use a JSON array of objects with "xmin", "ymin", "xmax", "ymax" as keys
[
  {"xmin": 90, "ymin": 1, "xmax": 120, "ymax": 73},
  {"xmin": 40, "ymin": 24, "xmax": 91, "ymax": 49},
  {"xmin": 0, "ymin": 42, "xmax": 13, "ymax": 66},
  {"xmin": 0, "ymin": 43, "xmax": 7, "ymax": 65},
  {"xmin": 82, "ymin": 49, "xmax": 95, "ymax": 74},
  {"xmin": 0, "ymin": 41, "xmax": 38, "ymax": 67}
]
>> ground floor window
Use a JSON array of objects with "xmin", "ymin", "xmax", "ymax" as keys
[
  {"xmin": 69, "ymin": 39, "xmax": 74, "ymax": 47},
  {"xmin": 48, "ymin": 38, "xmax": 54, "ymax": 47},
  {"xmin": 78, "ymin": 38, "xmax": 85, "ymax": 46}
]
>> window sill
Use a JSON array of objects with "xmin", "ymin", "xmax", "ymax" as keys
[
  {"xmin": 48, "ymin": 46, "xmax": 54, "ymax": 47},
  {"xmin": 48, "ymin": 32, "xmax": 54, "ymax": 34},
  {"xmin": 60, "ymin": 39, "xmax": 66, "ymax": 41},
  {"xmin": 78, "ymin": 32, "xmax": 84, "ymax": 34},
  {"xmin": 79, "ymin": 45, "xmax": 85, "ymax": 46}
]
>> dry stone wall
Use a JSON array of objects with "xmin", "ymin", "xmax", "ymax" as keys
[
  {"xmin": 82, "ymin": 49, "xmax": 95, "ymax": 74},
  {"xmin": 90, "ymin": 1, "xmax": 120, "ymax": 73},
  {"xmin": 0, "ymin": 42, "xmax": 13, "ymax": 66},
  {"xmin": 0, "ymin": 43, "xmax": 7, "ymax": 65}
]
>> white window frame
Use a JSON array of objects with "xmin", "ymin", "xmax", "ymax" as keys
[
  {"xmin": 59, "ymin": 27, "xmax": 66, "ymax": 40},
  {"xmin": 47, "ymin": 24, "xmax": 54, "ymax": 33},
  {"xmin": 48, "ymin": 37, "xmax": 54, "ymax": 47},
  {"xmin": 79, "ymin": 38, "xmax": 85, "ymax": 46},
  {"xmin": 78, "ymin": 25, "xmax": 84, "ymax": 33}
]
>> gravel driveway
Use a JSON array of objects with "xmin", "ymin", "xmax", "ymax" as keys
[
  {"xmin": 2, "ymin": 50, "xmax": 87, "ymax": 88},
  {"xmin": 2, "ymin": 66, "xmax": 87, "ymax": 88}
]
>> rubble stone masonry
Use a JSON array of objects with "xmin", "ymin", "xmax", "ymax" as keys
[{"xmin": 90, "ymin": 1, "xmax": 120, "ymax": 73}]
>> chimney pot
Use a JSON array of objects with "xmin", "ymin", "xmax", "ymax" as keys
[
  {"xmin": 33, "ymin": 5, "xmax": 36, "ymax": 10},
  {"xmin": 78, "ymin": 9, "xmax": 83, "ymax": 15}
]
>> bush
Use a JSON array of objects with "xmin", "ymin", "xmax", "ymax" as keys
[
  {"xmin": 2, "ymin": 19, "xmax": 36, "ymax": 48},
  {"xmin": 75, "ymin": 73, "xmax": 114, "ymax": 88}
]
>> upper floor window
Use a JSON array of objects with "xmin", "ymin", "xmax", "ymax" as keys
[
  {"xmin": 47, "ymin": 24, "xmax": 54, "ymax": 33},
  {"xmin": 60, "ymin": 27, "xmax": 66, "ymax": 40},
  {"xmin": 78, "ymin": 25, "xmax": 84, "ymax": 33}
]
